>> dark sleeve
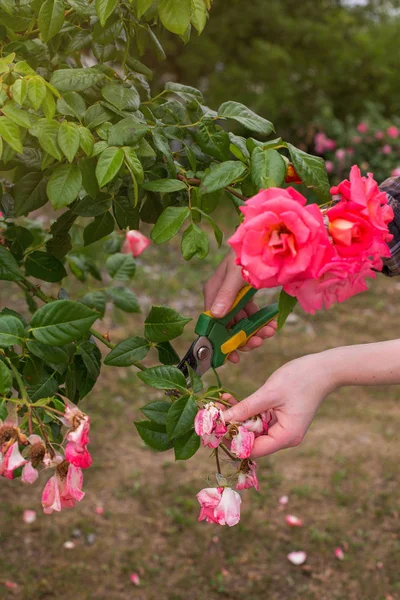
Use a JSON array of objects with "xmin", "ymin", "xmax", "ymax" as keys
[{"xmin": 379, "ymin": 177, "xmax": 400, "ymax": 277}]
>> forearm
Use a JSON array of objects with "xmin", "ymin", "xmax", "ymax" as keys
[{"xmin": 321, "ymin": 339, "xmax": 400, "ymax": 388}]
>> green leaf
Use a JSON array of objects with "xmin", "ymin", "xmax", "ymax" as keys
[
  {"xmin": 151, "ymin": 206, "xmax": 190, "ymax": 244},
  {"xmin": 286, "ymin": 143, "xmax": 331, "ymax": 203},
  {"xmin": 0, "ymin": 361, "xmax": 12, "ymax": 395},
  {"xmin": 174, "ymin": 428, "xmax": 200, "ymax": 460},
  {"xmin": 0, "ymin": 315, "xmax": 25, "ymax": 347},
  {"xmin": 96, "ymin": 147, "xmax": 124, "ymax": 187},
  {"xmin": 2, "ymin": 101, "xmax": 35, "ymax": 128},
  {"xmin": 26, "ymin": 340, "xmax": 74, "ymax": 372},
  {"xmin": 106, "ymin": 253, "xmax": 136, "ymax": 281},
  {"xmin": 3, "ymin": 226, "xmax": 34, "ymax": 261},
  {"xmin": 78, "ymin": 340, "xmax": 101, "ymax": 379},
  {"xmin": 38, "ymin": 0, "xmax": 64, "ymax": 41},
  {"xmin": 134, "ymin": 421, "xmax": 173, "ymax": 451},
  {"xmin": 158, "ymin": 0, "xmax": 191, "ymax": 35},
  {"xmin": 0, "ymin": 117, "xmax": 22, "ymax": 153},
  {"xmin": 123, "ymin": 147, "xmax": 144, "ymax": 183},
  {"xmin": 141, "ymin": 400, "xmax": 171, "ymax": 425},
  {"xmin": 95, "ymin": 0, "xmax": 118, "ymax": 25},
  {"xmin": 34, "ymin": 120, "xmax": 62, "ymax": 160},
  {"xmin": 107, "ymin": 286, "xmax": 140, "ymax": 313},
  {"xmin": 73, "ymin": 193, "xmax": 111, "ymax": 217},
  {"xmin": 83, "ymin": 212, "xmax": 114, "ymax": 246},
  {"xmin": 164, "ymin": 81, "xmax": 203, "ymax": 103},
  {"xmin": 11, "ymin": 79, "xmax": 28, "ymax": 106},
  {"xmin": 144, "ymin": 306, "xmax": 191, "ymax": 342},
  {"xmin": 191, "ymin": 0, "xmax": 208, "ymax": 33},
  {"xmin": 58, "ymin": 121, "xmax": 80, "ymax": 163},
  {"xmin": 14, "ymin": 173, "xmax": 48, "ymax": 217},
  {"xmin": 181, "ymin": 223, "xmax": 209, "ymax": 260},
  {"xmin": 42, "ymin": 89, "xmax": 56, "ymax": 120},
  {"xmin": 136, "ymin": 0, "xmax": 154, "ymax": 18},
  {"xmin": 101, "ymin": 83, "xmax": 140, "ymax": 111},
  {"xmin": 80, "ymin": 157, "xmax": 99, "ymax": 198},
  {"xmin": 0, "ymin": 246, "xmax": 23, "ymax": 281},
  {"xmin": 104, "ymin": 336, "xmax": 149, "ymax": 366},
  {"xmin": 30, "ymin": 300, "xmax": 98, "ymax": 346},
  {"xmin": 28, "ymin": 370, "xmax": 58, "ymax": 402},
  {"xmin": 138, "ymin": 365, "xmax": 187, "ymax": 392},
  {"xmin": 195, "ymin": 120, "xmax": 230, "ymax": 162},
  {"xmin": 219, "ymin": 101, "xmax": 274, "ymax": 135},
  {"xmin": 25, "ymin": 251, "xmax": 67, "ymax": 283},
  {"xmin": 57, "ymin": 91, "xmax": 87, "ymax": 119},
  {"xmin": 202, "ymin": 161, "xmax": 247, "ymax": 194},
  {"xmin": 47, "ymin": 164, "xmax": 82, "ymax": 210},
  {"xmin": 157, "ymin": 341, "xmax": 179, "ymax": 365},
  {"xmin": 141, "ymin": 179, "xmax": 187, "ymax": 193},
  {"xmin": 107, "ymin": 118, "xmax": 148, "ymax": 146},
  {"xmin": 50, "ymin": 69, "xmax": 106, "ymax": 93},
  {"xmin": 81, "ymin": 291, "xmax": 107, "ymax": 317},
  {"xmin": 79, "ymin": 126, "xmax": 94, "ymax": 156},
  {"xmin": 166, "ymin": 394, "xmax": 197, "ymax": 440},
  {"xmin": 27, "ymin": 77, "xmax": 46, "ymax": 111},
  {"xmin": 277, "ymin": 289, "xmax": 297, "ymax": 331},
  {"xmin": 251, "ymin": 147, "xmax": 286, "ymax": 189}
]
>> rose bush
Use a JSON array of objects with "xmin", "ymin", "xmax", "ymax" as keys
[{"xmin": 0, "ymin": 0, "xmax": 336, "ymax": 523}]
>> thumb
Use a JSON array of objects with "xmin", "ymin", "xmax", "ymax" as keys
[
  {"xmin": 210, "ymin": 268, "xmax": 244, "ymax": 318},
  {"xmin": 223, "ymin": 388, "xmax": 271, "ymax": 423}
]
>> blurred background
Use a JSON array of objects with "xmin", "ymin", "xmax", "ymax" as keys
[{"xmin": 2, "ymin": 1, "xmax": 400, "ymax": 599}]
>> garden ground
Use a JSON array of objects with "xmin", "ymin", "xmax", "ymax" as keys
[{"xmin": 1, "ymin": 233, "xmax": 400, "ymax": 600}]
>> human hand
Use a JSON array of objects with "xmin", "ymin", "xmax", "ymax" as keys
[
  {"xmin": 222, "ymin": 352, "xmax": 338, "ymax": 457},
  {"xmin": 203, "ymin": 251, "xmax": 277, "ymax": 363}
]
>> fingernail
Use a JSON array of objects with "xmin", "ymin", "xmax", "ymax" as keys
[
  {"xmin": 211, "ymin": 302, "xmax": 224, "ymax": 317},
  {"xmin": 223, "ymin": 409, "xmax": 232, "ymax": 422}
]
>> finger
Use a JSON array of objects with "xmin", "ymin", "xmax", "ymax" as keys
[
  {"xmin": 257, "ymin": 322, "xmax": 277, "ymax": 339},
  {"xmin": 228, "ymin": 351, "xmax": 240, "ymax": 363},
  {"xmin": 203, "ymin": 260, "xmax": 227, "ymax": 310},
  {"xmin": 210, "ymin": 268, "xmax": 245, "ymax": 318},
  {"xmin": 238, "ymin": 336, "xmax": 263, "ymax": 352},
  {"xmin": 221, "ymin": 393, "xmax": 238, "ymax": 405},
  {"xmin": 250, "ymin": 422, "xmax": 293, "ymax": 458},
  {"xmin": 223, "ymin": 388, "xmax": 272, "ymax": 423}
]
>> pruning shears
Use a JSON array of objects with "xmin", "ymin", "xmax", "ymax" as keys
[{"xmin": 176, "ymin": 285, "xmax": 279, "ymax": 385}]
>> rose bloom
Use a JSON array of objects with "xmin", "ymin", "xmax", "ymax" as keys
[
  {"xmin": 228, "ymin": 187, "xmax": 330, "ymax": 289},
  {"xmin": 42, "ymin": 462, "xmax": 85, "ymax": 514},
  {"xmin": 387, "ymin": 126, "xmax": 399, "ymax": 139},
  {"xmin": 357, "ymin": 122, "xmax": 368, "ymax": 134},
  {"xmin": 122, "ymin": 230, "xmax": 150, "ymax": 257},
  {"xmin": 335, "ymin": 148, "xmax": 346, "ymax": 161},
  {"xmin": 382, "ymin": 144, "xmax": 392, "ymax": 155},
  {"xmin": 230, "ymin": 425, "xmax": 255, "ymax": 459},
  {"xmin": 197, "ymin": 487, "xmax": 242, "ymax": 527},
  {"xmin": 237, "ymin": 460, "xmax": 259, "ymax": 491},
  {"xmin": 194, "ymin": 403, "xmax": 220, "ymax": 436}
]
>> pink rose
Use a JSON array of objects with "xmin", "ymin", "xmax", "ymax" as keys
[
  {"xmin": 230, "ymin": 425, "xmax": 255, "ymax": 459},
  {"xmin": 392, "ymin": 167, "xmax": 400, "ymax": 177},
  {"xmin": 200, "ymin": 421, "xmax": 227, "ymax": 449},
  {"xmin": 346, "ymin": 147, "xmax": 354, "ymax": 156},
  {"xmin": 122, "ymin": 230, "xmax": 150, "ymax": 257},
  {"xmin": 382, "ymin": 144, "xmax": 392, "ymax": 155},
  {"xmin": 42, "ymin": 462, "xmax": 85, "ymax": 514},
  {"xmin": 357, "ymin": 122, "xmax": 368, "ymax": 134},
  {"xmin": 197, "ymin": 487, "xmax": 223, "ymax": 524},
  {"xmin": 375, "ymin": 131, "xmax": 384, "ymax": 140},
  {"xmin": 21, "ymin": 461, "xmax": 39, "ymax": 484},
  {"xmin": 387, "ymin": 126, "xmax": 399, "ymax": 139},
  {"xmin": 65, "ymin": 442, "xmax": 92, "ymax": 469},
  {"xmin": 228, "ymin": 187, "xmax": 330, "ymax": 289},
  {"xmin": 237, "ymin": 460, "xmax": 259, "ymax": 492},
  {"xmin": 0, "ymin": 442, "xmax": 26, "ymax": 479},
  {"xmin": 194, "ymin": 403, "xmax": 220, "ymax": 436},
  {"xmin": 197, "ymin": 487, "xmax": 242, "ymax": 527}
]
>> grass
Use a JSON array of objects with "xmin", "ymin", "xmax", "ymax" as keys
[{"xmin": 1, "ymin": 227, "xmax": 400, "ymax": 600}]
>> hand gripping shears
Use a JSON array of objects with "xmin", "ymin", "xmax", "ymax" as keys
[{"xmin": 177, "ymin": 285, "xmax": 279, "ymax": 385}]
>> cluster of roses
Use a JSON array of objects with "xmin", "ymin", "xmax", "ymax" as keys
[
  {"xmin": 229, "ymin": 165, "xmax": 394, "ymax": 314},
  {"xmin": 0, "ymin": 402, "xmax": 92, "ymax": 514},
  {"xmin": 195, "ymin": 402, "xmax": 271, "ymax": 527}
]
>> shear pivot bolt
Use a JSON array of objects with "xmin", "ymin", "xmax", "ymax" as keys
[{"xmin": 197, "ymin": 347, "xmax": 210, "ymax": 361}]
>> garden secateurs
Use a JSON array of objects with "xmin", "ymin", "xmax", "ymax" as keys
[{"xmin": 176, "ymin": 284, "xmax": 279, "ymax": 386}]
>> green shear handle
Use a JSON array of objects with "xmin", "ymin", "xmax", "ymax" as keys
[{"xmin": 194, "ymin": 284, "xmax": 279, "ymax": 369}]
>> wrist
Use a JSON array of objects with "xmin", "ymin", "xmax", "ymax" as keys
[{"xmin": 312, "ymin": 348, "xmax": 344, "ymax": 392}]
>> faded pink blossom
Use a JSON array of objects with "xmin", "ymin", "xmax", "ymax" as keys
[
  {"xmin": 42, "ymin": 474, "xmax": 62, "ymax": 514},
  {"xmin": 21, "ymin": 461, "xmax": 39, "ymax": 484},
  {"xmin": 382, "ymin": 144, "xmax": 392, "ymax": 155},
  {"xmin": 23, "ymin": 509, "xmax": 37, "ymax": 524},
  {"xmin": 229, "ymin": 187, "xmax": 330, "ymax": 289},
  {"xmin": 285, "ymin": 514, "xmax": 303, "ymax": 527},
  {"xmin": 242, "ymin": 416, "xmax": 264, "ymax": 436},
  {"xmin": 375, "ymin": 131, "xmax": 384, "ymax": 140},
  {"xmin": 123, "ymin": 230, "xmax": 150, "ymax": 257},
  {"xmin": 63, "ymin": 541, "xmax": 75, "ymax": 549},
  {"xmin": 65, "ymin": 441, "xmax": 92, "ymax": 469},
  {"xmin": 230, "ymin": 425, "xmax": 255, "ymax": 459},
  {"xmin": 194, "ymin": 403, "xmax": 220, "ymax": 436},
  {"xmin": 387, "ymin": 126, "xmax": 399, "ymax": 139},
  {"xmin": 237, "ymin": 460, "xmax": 259, "ymax": 491},
  {"xmin": 95, "ymin": 505, "xmax": 104, "ymax": 515},
  {"xmin": 0, "ymin": 441, "xmax": 26, "ymax": 479},
  {"xmin": 287, "ymin": 551, "xmax": 307, "ymax": 566},
  {"xmin": 335, "ymin": 149, "xmax": 346, "ymax": 161},
  {"xmin": 200, "ymin": 420, "xmax": 227, "ymax": 449},
  {"xmin": 197, "ymin": 487, "xmax": 242, "ymax": 527},
  {"xmin": 325, "ymin": 160, "xmax": 334, "ymax": 173},
  {"xmin": 334, "ymin": 547, "xmax": 344, "ymax": 560},
  {"xmin": 357, "ymin": 122, "xmax": 368, "ymax": 134},
  {"xmin": 63, "ymin": 403, "xmax": 92, "ymax": 469},
  {"xmin": 130, "ymin": 573, "xmax": 140, "ymax": 586},
  {"xmin": 279, "ymin": 495, "xmax": 289, "ymax": 506},
  {"xmin": 42, "ymin": 463, "xmax": 85, "ymax": 514},
  {"xmin": 352, "ymin": 136, "xmax": 362, "ymax": 144},
  {"xmin": 346, "ymin": 147, "xmax": 355, "ymax": 156},
  {"xmin": 391, "ymin": 167, "xmax": 400, "ymax": 177},
  {"xmin": 314, "ymin": 132, "xmax": 336, "ymax": 154}
]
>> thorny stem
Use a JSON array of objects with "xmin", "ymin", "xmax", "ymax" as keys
[
  {"xmin": 215, "ymin": 447, "xmax": 222, "ymax": 475},
  {"xmin": 219, "ymin": 443, "xmax": 239, "ymax": 462}
]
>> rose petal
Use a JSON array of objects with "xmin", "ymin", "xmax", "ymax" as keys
[
  {"xmin": 334, "ymin": 547, "xmax": 344, "ymax": 561},
  {"xmin": 279, "ymin": 495, "xmax": 289, "ymax": 506},
  {"xmin": 285, "ymin": 514, "xmax": 303, "ymax": 527},
  {"xmin": 95, "ymin": 505, "xmax": 104, "ymax": 515},
  {"xmin": 287, "ymin": 551, "xmax": 307, "ymax": 566},
  {"xmin": 130, "ymin": 573, "xmax": 140, "ymax": 586},
  {"xmin": 63, "ymin": 541, "xmax": 75, "ymax": 549},
  {"xmin": 23, "ymin": 509, "xmax": 37, "ymax": 524},
  {"xmin": 4, "ymin": 581, "xmax": 18, "ymax": 589}
]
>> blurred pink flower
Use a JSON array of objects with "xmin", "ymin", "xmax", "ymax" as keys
[
  {"xmin": 4, "ymin": 581, "xmax": 18, "ymax": 589},
  {"xmin": 279, "ymin": 495, "xmax": 289, "ymax": 506},
  {"xmin": 325, "ymin": 160, "xmax": 334, "ymax": 173},
  {"xmin": 194, "ymin": 403, "xmax": 220, "ymax": 436},
  {"xmin": 352, "ymin": 136, "xmax": 362, "ymax": 144},
  {"xmin": 357, "ymin": 122, "xmax": 368, "ymax": 133},
  {"xmin": 23, "ymin": 509, "xmax": 37, "ymax": 524},
  {"xmin": 335, "ymin": 149, "xmax": 346, "ymax": 161},
  {"xmin": 287, "ymin": 551, "xmax": 307, "ymax": 566},
  {"xmin": 375, "ymin": 131, "xmax": 384, "ymax": 140},
  {"xmin": 391, "ymin": 167, "xmax": 400, "ymax": 177},
  {"xmin": 387, "ymin": 126, "xmax": 399, "ymax": 139},
  {"xmin": 346, "ymin": 148, "xmax": 355, "ymax": 156},
  {"xmin": 382, "ymin": 144, "xmax": 392, "ymax": 155},
  {"xmin": 122, "ymin": 230, "xmax": 150, "ymax": 257},
  {"xmin": 21, "ymin": 461, "xmax": 39, "ymax": 484},
  {"xmin": 130, "ymin": 573, "xmax": 140, "ymax": 586},
  {"xmin": 42, "ymin": 462, "xmax": 85, "ymax": 514},
  {"xmin": 285, "ymin": 514, "xmax": 303, "ymax": 527},
  {"xmin": 334, "ymin": 547, "xmax": 344, "ymax": 560},
  {"xmin": 0, "ymin": 441, "xmax": 26, "ymax": 479},
  {"xmin": 95, "ymin": 505, "xmax": 104, "ymax": 515},
  {"xmin": 314, "ymin": 132, "xmax": 336, "ymax": 154}
]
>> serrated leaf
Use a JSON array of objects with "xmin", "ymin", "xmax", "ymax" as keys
[
  {"xmin": 181, "ymin": 223, "xmax": 209, "ymax": 260},
  {"xmin": 136, "ymin": 0, "xmax": 154, "ymax": 18},
  {"xmin": 157, "ymin": 341, "xmax": 179, "ymax": 365},
  {"xmin": 28, "ymin": 370, "xmax": 58, "ymax": 402},
  {"xmin": 83, "ymin": 212, "xmax": 114, "ymax": 246},
  {"xmin": 174, "ymin": 428, "xmax": 200, "ymax": 460},
  {"xmin": 107, "ymin": 286, "xmax": 140, "ymax": 312},
  {"xmin": 158, "ymin": 0, "xmax": 191, "ymax": 35},
  {"xmin": 95, "ymin": 0, "xmax": 118, "ymax": 26},
  {"xmin": 105, "ymin": 253, "xmax": 136, "ymax": 281},
  {"xmin": 73, "ymin": 194, "xmax": 111, "ymax": 217},
  {"xmin": 78, "ymin": 340, "xmax": 101, "ymax": 380},
  {"xmin": 0, "ymin": 117, "xmax": 22, "ymax": 153},
  {"xmin": 164, "ymin": 81, "xmax": 203, "ymax": 103},
  {"xmin": 58, "ymin": 121, "xmax": 80, "ymax": 163},
  {"xmin": 26, "ymin": 340, "xmax": 75, "ymax": 372},
  {"xmin": 11, "ymin": 79, "xmax": 28, "ymax": 106},
  {"xmin": 14, "ymin": 173, "xmax": 47, "ymax": 217},
  {"xmin": 0, "ymin": 315, "xmax": 25, "ymax": 347},
  {"xmin": 202, "ymin": 161, "xmax": 247, "ymax": 194},
  {"xmin": 286, "ymin": 143, "xmax": 331, "ymax": 203},
  {"xmin": 144, "ymin": 306, "xmax": 191, "ymax": 342},
  {"xmin": 50, "ymin": 69, "xmax": 106, "ymax": 93},
  {"xmin": 141, "ymin": 400, "xmax": 171, "ymax": 425},
  {"xmin": 57, "ymin": 91, "xmax": 87, "ymax": 119},
  {"xmin": 101, "ymin": 83, "xmax": 140, "ymax": 111},
  {"xmin": 191, "ymin": 0, "xmax": 208, "ymax": 33},
  {"xmin": 47, "ymin": 164, "xmax": 82, "ymax": 210},
  {"xmin": 27, "ymin": 77, "xmax": 46, "ymax": 110},
  {"xmin": 2, "ymin": 100, "xmax": 35, "ymax": 128},
  {"xmin": 151, "ymin": 206, "xmax": 190, "ymax": 244},
  {"xmin": 123, "ymin": 147, "xmax": 144, "ymax": 183},
  {"xmin": 251, "ymin": 147, "xmax": 286, "ymax": 189},
  {"xmin": 79, "ymin": 126, "xmax": 94, "ymax": 156},
  {"xmin": 35, "ymin": 119, "xmax": 62, "ymax": 160},
  {"xmin": 219, "ymin": 101, "xmax": 274, "ymax": 135},
  {"xmin": 166, "ymin": 394, "xmax": 197, "ymax": 439},
  {"xmin": 42, "ymin": 88, "xmax": 56, "ymax": 120},
  {"xmin": 96, "ymin": 146, "xmax": 124, "ymax": 187},
  {"xmin": 30, "ymin": 300, "xmax": 98, "ymax": 346},
  {"xmin": 138, "ymin": 365, "xmax": 187, "ymax": 392},
  {"xmin": 0, "ymin": 361, "xmax": 12, "ymax": 395},
  {"xmin": 38, "ymin": 0, "xmax": 65, "ymax": 41},
  {"xmin": 104, "ymin": 336, "xmax": 149, "ymax": 366},
  {"xmin": 195, "ymin": 120, "xmax": 230, "ymax": 162},
  {"xmin": 25, "ymin": 251, "xmax": 67, "ymax": 283},
  {"xmin": 134, "ymin": 421, "xmax": 173, "ymax": 451},
  {"xmin": 0, "ymin": 246, "xmax": 23, "ymax": 281},
  {"xmin": 142, "ymin": 179, "xmax": 187, "ymax": 193},
  {"xmin": 81, "ymin": 291, "xmax": 107, "ymax": 317}
]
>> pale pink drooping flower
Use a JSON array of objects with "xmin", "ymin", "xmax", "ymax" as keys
[
  {"xmin": 236, "ymin": 460, "xmax": 259, "ymax": 491},
  {"xmin": 197, "ymin": 487, "xmax": 242, "ymax": 527},
  {"xmin": 230, "ymin": 425, "xmax": 255, "ymax": 459},
  {"xmin": 122, "ymin": 230, "xmax": 150, "ymax": 257}
]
